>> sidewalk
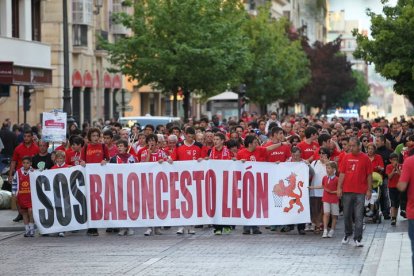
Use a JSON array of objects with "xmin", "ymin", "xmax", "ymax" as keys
[
  {"xmin": 376, "ymin": 232, "xmax": 412, "ymax": 276},
  {"xmin": 0, "ymin": 209, "xmax": 25, "ymax": 232}
]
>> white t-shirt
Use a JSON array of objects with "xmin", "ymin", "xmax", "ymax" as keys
[{"xmin": 310, "ymin": 160, "xmax": 327, "ymax": 197}]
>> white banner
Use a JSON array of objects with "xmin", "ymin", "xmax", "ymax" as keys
[
  {"xmin": 30, "ymin": 161, "xmax": 310, "ymax": 234},
  {"xmin": 41, "ymin": 112, "xmax": 67, "ymax": 142}
]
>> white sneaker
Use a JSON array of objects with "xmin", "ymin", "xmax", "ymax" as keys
[
  {"xmin": 354, "ymin": 240, "xmax": 363, "ymax": 247},
  {"xmin": 118, "ymin": 229, "xmax": 127, "ymax": 236},
  {"xmin": 176, "ymin": 227, "xmax": 184, "ymax": 235},
  {"xmin": 322, "ymin": 229, "xmax": 328, "ymax": 238},
  {"xmin": 328, "ymin": 229, "xmax": 335, "ymax": 238},
  {"xmin": 187, "ymin": 228, "xmax": 196, "ymax": 235},
  {"xmin": 304, "ymin": 224, "xmax": 312, "ymax": 232},
  {"xmin": 127, "ymin": 228, "xmax": 134, "ymax": 236},
  {"xmin": 342, "ymin": 235, "xmax": 350, "ymax": 244},
  {"xmin": 144, "ymin": 228, "xmax": 152, "ymax": 236},
  {"xmin": 58, "ymin": 232, "xmax": 65, "ymax": 237}
]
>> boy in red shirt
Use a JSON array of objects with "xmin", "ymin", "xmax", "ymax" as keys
[
  {"xmin": 103, "ymin": 130, "xmax": 119, "ymax": 158},
  {"xmin": 65, "ymin": 136, "xmax": 84, "ymax": 166},
  {"xmin": 138, "ymin": 134, "xmax": 167, "ymax": 163},
  {"xmin": 12, "ymin": 156, "xmax": 34, "ymax": 237},
  {"xmin": 297, "ymin": 126, "xmax": 319, "ymax": 162},
  {"xmin": 262, "ymin": 127, "xmax": 291, "ymax": 163},
  {"xmin": 170, "ymin": 127, "xmax": 204, "ymax": 162},
  {"xmin": 80, "ymin": 128, "xmax": 109, "ymax": 236},
  {"xmin": 321, "ymin": 162, "xmax": 339, "ymax": 238},
  {"xmin": 386, "ymin": 153, "xmax": 402, "ymax": 226}
]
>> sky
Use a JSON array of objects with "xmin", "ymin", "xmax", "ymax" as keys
[{"xmin": 329, "ymin": 0, "xmax": 398, "ymax": 31}]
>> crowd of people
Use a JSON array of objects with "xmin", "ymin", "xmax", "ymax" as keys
[{"xmin": 1, "ymin": 111, "xmax": 414, "ymax": 248}]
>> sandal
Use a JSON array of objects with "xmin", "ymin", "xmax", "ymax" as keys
[{"xmin": 314, "ymin": 226, "xmax": 321, "ymax": 234}]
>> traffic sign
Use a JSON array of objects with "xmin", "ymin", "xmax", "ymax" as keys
[
  {"xmin": 116, "ymin": 105, "xmax": 133, "ymax": 112},
  {"xmin": 115, "ymin": 89, "xmax": 132, "ymax": 104}
]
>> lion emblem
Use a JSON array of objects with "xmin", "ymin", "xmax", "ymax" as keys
[{"xmin": 272, "ymin": 173, "xmax": 304, "ymax": 213}]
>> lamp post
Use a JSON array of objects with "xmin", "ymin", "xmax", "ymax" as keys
[{"xmin": 62, "ymin": 0, "xmax": 71, "ymax": 118}]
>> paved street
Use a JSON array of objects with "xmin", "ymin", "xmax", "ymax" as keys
[{"xmin": 0, "ymin": 212, "xmax": 411, "ymax": 276}]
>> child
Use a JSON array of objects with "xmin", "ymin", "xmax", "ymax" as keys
[
  {"xmin": 12, "ymin": 156, "xmax": 35, "ymax": 237},
  {"xmin": 66, "ymin": 135, "xmax": 84, "ymax": 166},
  {"xmin": 51, "ymin": 150, "xmax": 71, "ymax": 237},
  {"xmin": 386, "ymin": 153, "xmax": 402, "ymax": 226},
  {"xmin": 321, "ymin": 161, "xmax": 339, "ymax": 238}
]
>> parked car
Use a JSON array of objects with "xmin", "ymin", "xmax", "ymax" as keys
[{"xmin": 118, "ymin": 116, "xmax": 181, "ymax": 129}]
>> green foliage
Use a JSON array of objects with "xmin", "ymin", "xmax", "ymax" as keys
[
  {"xmin": 353, "ymin": 0, "xmax": 414, "ymax": 104},
  {"xmin": 338, "ymin": 70, "xmax": 370, "ymax": 107},
  {"xmin": 102, "ymin": 0, "xmax": 251, "ymax": 98},
  {"xmin": 242, "ymin": 7, "xmax": 310, "ymax": 107}
]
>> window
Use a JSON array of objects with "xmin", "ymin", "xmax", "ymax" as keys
[
  {"xmin": 72, "ymin": 0, "xmax": 93, "ymax": 25},
  {"xmin": 73, "ymin": 24, "xmax": 88, "ymax": 46},
  {"xmin": 32, "ymin": 0, "xmax": 41, "ymax": 41}
]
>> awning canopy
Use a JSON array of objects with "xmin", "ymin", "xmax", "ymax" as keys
[{"xmin": 207, "ymin": 91, "xmax": 238, "ymax": 101}]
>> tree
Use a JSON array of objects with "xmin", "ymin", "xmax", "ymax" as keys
[
  {"xmin": 353, "ymin": 0, "xmax": 414, "ymax": 105},
  {"xmin": 102, "ymin": 0, "xmax": 251, "ymax": 119},
  {"xmin": 298, "ymin": 37, "xmax": 356, "ymax": 112},
  {"xmin": 242, "ymin": 7, "xmax": 310, "ymax": 113},
  {"xmin": 338, "ymin": 70, "xmax": 370, "ymax": 108}
]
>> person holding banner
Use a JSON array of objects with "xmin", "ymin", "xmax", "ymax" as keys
[
  {"xmin": 109, "ymin": 139, "xmax": 138, "ymax": 236},
  {"xmin": 206, "ymin": 132, "xmax": 232, "ymax": 235},
  {"xmin": 66, "ymin": 136, "xmax": 84, "ymax": 166},
  {"xmin": 237, "ymin": 135, "xmax": 286, "ymax": 235},
  {"xmin": 12, "ymin": 156, "xmax": 35, "ymax": 237},
  {"xmin": 80, "ymin": 128, "xmax": 109, "ymax": 236}
]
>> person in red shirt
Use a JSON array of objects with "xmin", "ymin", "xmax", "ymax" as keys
[
  {"xmin": 208, "ymin": 132, "xmax": 232, "ymax": 161},
  {"xmin": 164, "ymin": 134, "xmax": 178, "ymax": 157},
  {"xmin": 338, "ymin": 137, "xmax": 351, "ymax": 168},
  {"xmin": 8, "ymin": 130, "xmax": 39, "ymax": 182},
  {"xmin": 66, "ymin": 135, "xmax": 84, "ymax": 166},
  {"xmin": 119, "ymin": 129, "xmax": 137, "ymax": 156},
  {"xmin": 366, "ymin": 143, "xmax": 384, "ymax": 174},
  {"xmin": 263, "ymin": 127, "xmax": 291, "ymax": 163},
  {"xmin": 80, "ymin": 128, "xmax": 109, "ymax": 236},
  {"xmin": 50, "ymin": 150, "xmax": 71, "ymax": 170},
  {"xmin": 397, "ymin": 151, "xmax": 414, "ymax": 270},
  {"xmin": 237, "ymin": 135, "xmax": 283, "ymax": 235},
  {"xmin": 387, "ymin": 153, "xmax": 401, "ymax": 226},
  {"xmin": 338, "ymin": 137, "xmax": 373, "ymax": 247},
  {"xmin": 138, "ymin": 134, "xmax": 167, "ymax": 163},
  {"xmin": 170, "ymin": 127, "xmax": 204, "ymax": 162},
  {"xmin": 12, "ymin": 156, "xmax": 34, "ymax": 237},
  {"xmin": 103, "ymin": 130, "xmax": 119, "ymax": 158},
  {"xmin": 321, "ymin": 162, "xmax": 339, "ymax": 238},
  {"xmin": 169, "ymin": 127, "xmax": 203, "ymax": 235},
  {"xmin": 297, "ymin": 126, "xmax": 319, "ymax": 162}
]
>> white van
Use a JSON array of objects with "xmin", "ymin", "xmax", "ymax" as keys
[
  {"xmin": 326, "ymin": 110, "xmax": 360, "ymax": 122},
  {"xmin": 118, "ymin": 116, "xmax": 181, "ymax": 129}
]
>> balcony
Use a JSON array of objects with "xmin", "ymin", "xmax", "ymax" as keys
[{"xmin": 0, "ymin": 36, "xmax": 51, "ymax": 69}]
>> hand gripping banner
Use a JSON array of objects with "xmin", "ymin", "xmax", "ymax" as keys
[{"xmin": 30, "ymin": 160, "xmax": 310, "ymax": 234}]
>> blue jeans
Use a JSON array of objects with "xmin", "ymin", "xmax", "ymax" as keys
[{"xmin": 408, "ymin": 219, "xmax": 414, "ymax": 271}]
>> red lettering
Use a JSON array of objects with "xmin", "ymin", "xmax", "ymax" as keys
[
  {"xmin": 117, "ymin": 174, "xmax": 127, "ymax": 220},
  {"xmin": 155, "ymin": 172, "xmax": 168, "ymax": 219},
  {"xmin": 232, "ymin": 171, "xmax": 242, "ymax": 218},
  {"xmin": 180, "ymin": 171, "xmax": 193, "ymax": 219},
  {"xmin": 169, "ymin": 172, "xmax": 180, "ymax": 218},
  {"xmin": 242, "ymin": 171, "xmax": 254, "ymax": 219},
  {"xmin": 193, "ymin": 171, "xmax": 204, "ymax": 217},
  {"xmin": 89, "ymin": 174, "xmax": 103, "ymax": 220},
  {"xmin": 127, "ymin": 173, "xmax": 140, "ymax": 220},
  {"xmin": 205, "ymin": 169, "xmax": 216, "ymax": 217},
  {"xmin": 141, "ymin": 173, "xmax": 154, "ymax": 219},
  {"xmin": 104, "ymin": 174, "xmax": 117, "ymax": 220},
  {"xmin": 256, "ymin": 172, "xmax": 268, "ymax": 218},
  {"xmin": 222, "ymin": 171, "xmax": 231, "ymax": 217}
]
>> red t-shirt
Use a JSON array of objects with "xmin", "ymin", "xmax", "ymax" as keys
[
  {"xmin": 386, "ymin": 163, "xmax": 401, "ymax": 188},
  {"xmin": 172, "ymin": 142, "xmax": 203, "ymax": 161},
  {"xmin": 369, "ymin": 154, "xmax": 384, "ymax": 173},
  {"xmin": 12, "ymin": 142, "xmax": 39, "ymax": 169},
  {"xmin": 139, "ymin": 148, "xmax": 167, "ymax": 162},
  {"xmin": 80, "ymin": 143, "xmax": 109, "ymax": 164},
  {"xmin": 201, "ymin": 145, "xmax": 211, "ymax": 158},
  {"xmin": 322, "ymin": 175, "xmax": 339, "ymax": 203},
  {"xmin": 297, "ymin": 141, "xmax": 319, "ymax": 160},
  {"xmin": 50, "ymin": 164, "xmax": 71, "ymax": 169},
  {"xmin": 399, "ymin": 155, "xmax": 414, "ymax": 219},
  {"xmin": 65, "ymin": 148, "xmax": 82, "ymax": 166},
  {"xmin": 236, "ymin": 147, "xmax": 267, "ymax": 162},
  {"xmin": 339, "ymin": 152, "xmax": 373, "ymax": 194},
  {"xmin": 209, "ymin": 146, "xmax": 232, "ymax": 160},
  {"xmin": 107, "ymin": 144, "xmax": 119, "ymax": 158},
  {"xmin": 262, "ymin": 141, "xmax": 291, "ymax": 162}
]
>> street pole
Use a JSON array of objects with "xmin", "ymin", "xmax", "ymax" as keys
[{"xmin": 62, "ymin": 0, "xmax": 72, "ymax": 117}]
